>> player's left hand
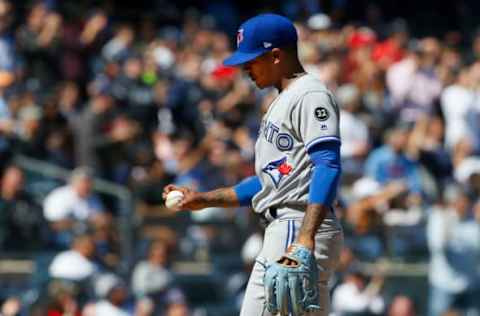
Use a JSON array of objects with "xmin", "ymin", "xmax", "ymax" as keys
[{"xmin": 264, "ymin": 244, "xmax": 321, "ymax": 316}]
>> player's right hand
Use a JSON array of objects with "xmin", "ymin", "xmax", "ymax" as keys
[{"xmin": 162, "ymin": 184, "xmax": 207, "ymax": 211}]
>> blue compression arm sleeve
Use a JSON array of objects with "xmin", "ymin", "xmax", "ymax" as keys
[
  {"xmin": 233, "ymin": 176, "xmax": 262, "ymax": 206},
  {"xmin": 308, "ymin": 141, "xmax": 341, "ymax": 205}
]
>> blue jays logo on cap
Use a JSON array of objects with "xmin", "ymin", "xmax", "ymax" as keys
[{"xmin": 224, "ymin": 13, "xmax": 298, "ymax": 66}]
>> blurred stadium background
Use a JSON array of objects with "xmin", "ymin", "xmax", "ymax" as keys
[{"xmin": 1, "ymin": 0, "xmax": 480, "ymax": 315}]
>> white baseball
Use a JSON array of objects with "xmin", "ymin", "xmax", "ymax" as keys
[{"xmin": 165, "ymin": 190, "xmax": 184, "ymax": 209}]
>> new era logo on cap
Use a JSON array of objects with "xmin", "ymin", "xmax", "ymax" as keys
[
  {"xmin": 224, "ymin": 13, "xmax": 298, "ymax": 66},
  {"xmin": 237, "ymin": 29, "xmax": 244, "ymax": 48}
]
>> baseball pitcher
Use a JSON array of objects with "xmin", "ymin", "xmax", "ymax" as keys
[{"xmin": 163, "ymin": 13, "xmax": 343, "ymax": 316}]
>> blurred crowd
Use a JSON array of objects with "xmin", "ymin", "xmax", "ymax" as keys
[{"xmin": 1, "ymin": 0, "xmax": 480, "ymax": 315}]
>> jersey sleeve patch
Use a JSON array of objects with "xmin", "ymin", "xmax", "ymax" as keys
[
  {"xmin": 314, "ymin": 107, "xmax": 329, "ymax": 121},
  {"xmin": 291, "ymin": 91, "xmax": 340, "ymax": 146}
]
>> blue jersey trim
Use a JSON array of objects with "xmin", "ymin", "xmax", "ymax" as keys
[
  {"xmin": 233, "ymin": 176, "xmax": 262, "ymax": 207},
  {"xmin": 305, "ymin": 136, "xmax": 341, "ymax": 152}
]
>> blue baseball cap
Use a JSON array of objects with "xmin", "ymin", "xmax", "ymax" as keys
[{"xmin": 223, "ymin": 14, "xmax": 298, "ymax": 66}]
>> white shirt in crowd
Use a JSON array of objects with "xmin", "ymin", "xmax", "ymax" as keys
[
  {"xmin": 84, "ymin": 300, "xmax": 130, "ymax": 316},
  {"xmin": 387, "ymin": 58, "xmax": 442, "ymax": 122},
  {"xmin": 131, "ymin": 261, "xmax": 173, "ymax": 297},
  {"xmin": 339, "ymin": 109, "xmax": 369, "ymax": 158},
  {"xmin": 43, "ymin": 185, "xmax": 104, "ymax": 221},
  {"xmin": 440, "ymin": 84, "xmax": 476, "ymax": 149},
  {"xmin": 427, "ymin": 207, "xmax": 480, "ymax": 293},
  {"xmin": 49, "ymin": 250, "xmax": 97, "ymax": 281},
  {"xmin": 332, "ymin": 282, "xmax": 385, "ymax": 316}
]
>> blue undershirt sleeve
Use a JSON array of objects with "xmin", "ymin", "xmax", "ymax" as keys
[
  {"xmin": 308, "ymin": 141, "xmax": 341, "ymax": 206},
  {"xmin": 233, "ymin": 176, "xmax": 262, "ymax": 207}
]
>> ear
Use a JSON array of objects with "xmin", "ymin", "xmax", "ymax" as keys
[{"xmin": 271, "ymin": 48, "xmax": 282, "ymax": 65}]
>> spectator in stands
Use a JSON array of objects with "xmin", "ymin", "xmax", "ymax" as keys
[
  {"xmin": 407, "ymin": 115, "xmax": 452, "ymax": 192},
  {"xmin": 35, "ymin": 95, "xmax": 74, "ymax": 169},
  {"xmin": 388, "ymin": 295, "xmax": 416, "ymax": 316},
  {"xmin": 57, "ymin": 81, "xmax": 81, "ymax": 118},
  {"xmin": 58, "ymin": 9, "xmax": 109, "ymax": 84},
  {"xmin": 132, "ymin": 239, "xmax": 185, "ymax": 313},
  {"xmin": 16, "ymin": 1, "xmax": 62, "ymax": 91},
  {"xmin": 440, "ymin": 64, "xmax": 475, "ymax": 161},
  {"xmin": 365, "ymin": 123, "xmax": 423, "ymax": 196},
  {"xmin": 90, "ymin": 211, "xmax": 120, "ymax": 270},
  {"xmin": 96, "ymin": 113, "xmax": 141, "ymax": 184},
  {"xmin": 165, "ymin": 52, "xmax": 207, "ymax": 145},
  {"xmin": 110, "ymin": 52, "xmax": 156, "ymax": 124},
  {"xmin": 372, "ymin": 19, "xmax": 408, "ymax": 70},
  {"xmin": 0, "ymin": 297, "xmax": 21, "ymax": 316},
  {"xmin": 69, "ymin": 86, "xmax": 116, "ymax": 175},
  {"xmin": 465, "ymin": 62, "xmax": 480, "ymax": 157},
  {"xmin": 336, "ymin": 83, "xmax": 370, "ymax": 181},
  {"xmin": 11, "ymin": 93, "xmax": 44, "ymax": 157},
  {"xmin": 83, "ymin": 273, "xmax": 130, "ymax": 316},
  {"xmin": 427, "ymin": 184, "xmax": 480, "ymax": 316},
  {"xmin": 454, "ymin": 156, "xmax": 480, "ymax": 197},
  {"xmin": 165, "ymin": 302, "xmax": 190, "ymax": 316},
  {"xmin": 0, "ymin": 99, "xmax": 13, "ymax": 170},
  {"xmin": 344, "ymin": 26, "xmax": 377, "ymax": 84},
  {"xmin": 48, "ymin": 233, "xmax": 98, "ymax": 282},
  {"xmin": 344, "ymin": 177, "xmax": 403, "ymax": 261},
  {"xmin": 0, "ymin": 0, "xmax": 16, "ymax": 91},
  {"xmin": 0, "ymin": 165, "xmax": 45, "ymax": 251},
  {"xmin": 437, "ymin": 46, "xmax": 462, "ymax": 87},
  {"xmin": 0, "ymin": 5, "xmax": 23, "ymax": 165},
  {"xmin": 43, "ymin": 167, "xmax": 107, "ymax": 249},
  {"xmin": 101, "ymin": 23, "xmax": 135, "ymax": 63},
  {"xmin": 386, "ymin": 37, "xmax": 442, "ymax": 123},
  {"xmin": 133, "ymin": 297, "xmax": 154, "ymax": 316},
  {"xmin": 331, "ymin": 267, "xmax": 385, "ymax": 316},
  {"xmin": 132, "ymin": 239, "xmax": 173, "ymax": 297},
  {"xmin": 44, "ymin": 280, "xmax": 81, "ymax": 316}
]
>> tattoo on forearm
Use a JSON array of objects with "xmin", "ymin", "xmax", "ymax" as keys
[
  {"xmin": 202, "ymin": 188, "xmax": 240, "ymax": 208},
  {"xmin": 298, "ymin": 204, "xmax": 328, "ymax": 239}
]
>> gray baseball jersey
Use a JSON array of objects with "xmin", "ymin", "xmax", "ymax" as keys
[
  {"xmin": 241, "ymin": 74, "xmax": 343, "ymax": 316},
  {"xmin": 251, "ymin": 73, "xmax": 340, "ymax": 215},
  {"xmin": 241, "ymin": 73, "xmax": 343, "ymax": 316}
]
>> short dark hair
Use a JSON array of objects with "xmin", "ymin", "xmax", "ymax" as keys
[{"xmin": 282, "ymin": 45, "xmax": 299, "ymax": 57}]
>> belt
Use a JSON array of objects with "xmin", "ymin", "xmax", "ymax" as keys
[
  {"xmin": 266, "ymin": 207, "xmax": 277, "ymax": 221},
  {"xmin": 259, "ymin": 207, "xmax": 277, "ymax": 226},
  {"xmin": 259, "ymin": 205, "xmax": 334, "ymax": 226}
]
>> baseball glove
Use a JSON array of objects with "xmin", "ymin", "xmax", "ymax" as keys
[{"xmin": 264, "ymin": 244, "xmax": 320, "ymax": 316}]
